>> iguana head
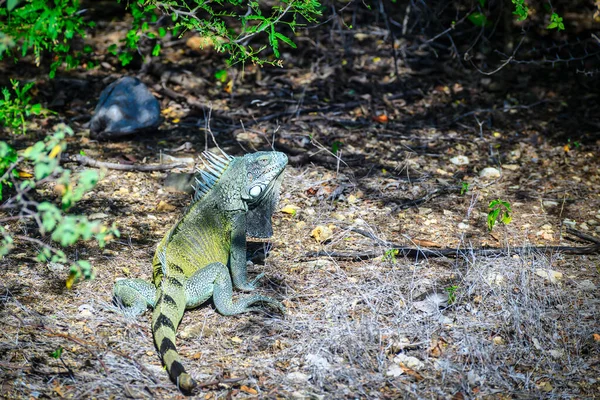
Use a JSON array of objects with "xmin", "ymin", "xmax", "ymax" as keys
[
  {"xmin": 242, "ymin": 151, "xmax": 287, "ymax": 238},
  {"xmin": 193, "ymin": 150, "xmax": 287, "ymax": 238}
]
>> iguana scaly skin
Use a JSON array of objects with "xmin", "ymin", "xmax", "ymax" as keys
[{"xmin": 113, "ymin": 150, "xmax": 287, "ymax": 393}]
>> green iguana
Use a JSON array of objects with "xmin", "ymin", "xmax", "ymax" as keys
[{"xmin": 113, "ymin": 150, "xmax": 287, "ymax": 393}]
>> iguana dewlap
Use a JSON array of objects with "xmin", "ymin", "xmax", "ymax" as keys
[{"xmin": 113, "ymin": 150, "xmax": 287, "ymax": 393}]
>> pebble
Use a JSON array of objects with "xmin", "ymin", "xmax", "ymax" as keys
[
  {"xmin": 479, "ymin": 167, "xmax": 501, "ymax": 179},
  {"xmin": 534, "ymin": 268, "xmax": 563, "ymax": 284},
  {"xmin": 578, "ymin": 280, "xmax": 597, "ymax": 292},
  {"xmin": 450, "ymin": 155, "xmax": 469, "ymax": 165},
  {"xmin": 287, "ymin": 371, "xmax": 310, "ymax": 383}
]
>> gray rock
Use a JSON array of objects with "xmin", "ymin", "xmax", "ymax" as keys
[
  {"xmin": 479, "ymin": 167, "xmax": 501, "ymax": 179},
  {"xmin": 90, "ymin": 77, "xmax": 161, "ymax": 139}
]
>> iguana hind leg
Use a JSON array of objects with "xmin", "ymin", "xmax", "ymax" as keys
[
  {"xmin": 113, "ymin": 278, "xmax": 156, "ymax": 316},
  {"xmin": 185, "ymin": 262, "xmax": 285, "ymax": 315}
]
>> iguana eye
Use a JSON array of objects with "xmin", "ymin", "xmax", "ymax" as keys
[
  {"xmin": 259, "ymin": 158, "xmax": 268, "ymax": 165},
  {"xmin": 249, "ymin": 185, "xmax": 262, "ymax": 197}
]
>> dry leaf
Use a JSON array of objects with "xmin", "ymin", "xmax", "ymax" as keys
[
  {"xmin": 156, "ymin": 200, "xmax": 177, "ymax": 212},
  {"xmin": 592, "ymin": 333, "xmax": 600, "ymax": 342},
  {"xmin": 412, "ymin": 239, "xmax": 441, "ymax": 248},
  {"xmin": 373, "ymin": 114, "xmax": 388, "ymax": 123},
  {"xmin": 281, "ymin": 205, "xmax": 298, "ymax": 216},
  {"xmin": 18, "ymin": 170, "xmax": 33, "ymax": 178},
  {"xmin": 311, "ymin": 225, "xmax": 333, "ymax": 243},
  {"xmin": 230, "ymin": 336, "xmax": 243, "ymax": 344},
  {"xmin": 49, "ymin": 144, "xmax": 62, "ymax": 159},
  {"xmin": 399, "ymin": 363, "xmax": 424, "ymax": 381},
  {"xmin": 240, "ymin": 385, "xmax": 258, "ymax": 395},
  {"xmin": 66, "ymin": 271, "xmax": 77, "ymax": 289}
]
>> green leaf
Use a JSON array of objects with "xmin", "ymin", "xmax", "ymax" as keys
[
  {"xmin": 331, "ymin": 140, "xmax": 343, "ymax": 154},
  {"xmin": 7, "ymin": 0, "xmax": 20, "ymax": 12},
  {"xmin": 30, "ymin": 103, "xmax": 42, "ymax": 114},
  {"xmin": 152, "ymin": 43, "xmax": 161, "ymax": 57},
  {"xmin": 468, "ymin": 12, "xmax": 489, "ymax": 27},
  {"xmin": 158, "ymin": 27, "xmax": 166, "ymax": 38},
  {"xmin": 214, "ymin": 69, "xmax": 228, "ymax": 83},
  {"xmin": 50, "ymin": 347, "xmax": 63, "ymax": 359},
  {"xmin": 274, "ymin": 33, "xmax": 297, "ymax": 49}
]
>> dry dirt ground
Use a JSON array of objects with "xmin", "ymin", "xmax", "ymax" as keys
[{"xmin": 2, "ymin": 10, "xmax": 600, "ymax": 400}]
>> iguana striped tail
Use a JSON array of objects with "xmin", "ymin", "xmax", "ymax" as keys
[{"xmin": 152, "ymin": 272, "xmax": 196, "ymax": 393}]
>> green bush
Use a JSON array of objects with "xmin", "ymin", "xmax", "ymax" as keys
[
  {"xmin": 115, "ymin": 0, "xmax": 322, "ymax": 66},
  {"xmin": 0, "ymin": 124, "xmax": 119, "ymax": 286},
  {"xmin": 0, "ymin": 0, "xmax": 92, "ymax": 78},
  {"xmin": 0, "ymin": 79, "xmax": 45, "ymax": 134}
]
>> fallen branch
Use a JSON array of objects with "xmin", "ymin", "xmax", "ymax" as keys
[
  {"xmin": 67, "ymin": 154, "xmax": 184, "ymax": 172},
  {"xmin": 304, "ymin": 228, "xmax": 600, "ymax": 261}
]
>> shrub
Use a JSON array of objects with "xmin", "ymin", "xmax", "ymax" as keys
[{"xmin": 0, "ymin": 124, "xmax": 119, "ymax": 286}]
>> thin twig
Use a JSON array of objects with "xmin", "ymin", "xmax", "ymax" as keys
[{"xmin": 68, "ymin": 154, "xmax": 184, "ymax": 172}]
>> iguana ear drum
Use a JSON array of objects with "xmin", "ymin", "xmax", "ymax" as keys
[{"xmin": 249, "ymin": 185, "xmax": 263, "ymax": 197}]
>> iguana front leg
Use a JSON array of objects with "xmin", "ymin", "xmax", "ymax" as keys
[
  {"xmin": 230, "ymin": 212, "xmax": 264, "ymax": 291},
  {"xmin": 185, "ymin": 261, "xmax": 284, "ymax": 315}
]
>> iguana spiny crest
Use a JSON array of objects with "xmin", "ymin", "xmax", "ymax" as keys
[{"xmin": 113, "ymin": 150, "xmax": 288, "ymax": 393}]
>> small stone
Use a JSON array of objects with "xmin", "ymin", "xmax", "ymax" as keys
[
  {"xmin": 305, "ymin": 354, "xmax": 331, "ymax": 370},
  {"xmin": 502, "ymin": 164, "xmax": 519, "ymax": 171},
  {"xmin": 88, "ymin": 212, "xmax": 109, "ymax": 220},
  {"xmin": 578, "ymin": 280, "xmax": 597, "ymax": 292},
  {"xmin": 393, "ymin": 354, "xmax": 424, "ymax": 370},
  {"xmin": 347, "ymin": 194, "xmax": 358, "ymax": 204},
  {"xmin": 457, "ymin": 222, "xmax": 469, "ymax": 230},
  {"xmin": 535, "ymin": 268, "xmax": 563, "ymax": 284},
  {"xmin": 450, "ymin": 156, "xmax": 469, "ymax": 166},
  {"xmin": 543, "ymin": 201, "xmax": 559, "ymax": 208},
  {"xmin": 580, "ymin": 223, "xmax": 589, "ymax": 231},
  {"xmin": 295, "ymin": 221, "xmax": 307, "ymax": 229},
  {"xmin": 386, "ymin": 364, "xmax": 404, "ymax": 377},
  {"xmin": 492, "ymin": 336, "xmax": 505, "ymax": 345},
  {"xmin": 549, "ymin": 349, "xmax": 564, "ymax": 359},
  {"xmin": 287, "ymin": 371, "xmax": 310, "ymax": 383},
  {"xmin": 479, "ymin": 167, "xmax": 501, "ymax": 179},
  {"xmin": 587, "ymin": 219, "xmax": 598, "ymax": 226},
  {"xmin": 486, "ymin": 273, "xmax": 505, "ymax": 286},
  {"xmin": 562, "ymin": 219, "xmax": 576, "ymax": 228},
  {"xmin": 90, "ymin": 76, "xmax": 161, "ymax": 140},
  {"xmin": 47, "ymin": 262, "xmax": 66, "ymax": 273},
  {"xmin": 311, "ymin": 225, "xmax": 333, "ymax": 243}
]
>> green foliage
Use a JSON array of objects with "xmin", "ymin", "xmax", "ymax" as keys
[
  {"xmin": 331, "ymin": 140, "xmax": 343, "ymax": 154},
  {"xmin": 0, "ymin": 124, "xmax": 120, "ymax": 285},
  {"xmin": 50, "ymin": 346, "xmax": 63, "ymax": 359},
  {"xmin": 487, "ymin": 199, "xmax": 512, "ymax": 231},
  {"xmin": 547, "ymin": 12, "xmax": 565, "ymax": 31},
  {"xmin": 382, "ymin": 248, "xmax": 399, "ymax": 264},
  {"xmin": 0, "ymin": 0, "xmax": 92, "ymax": 78},
  {"xmin": 511, "ymin": 0, "xmax": 529, "ymax": 21},
  {"xmin": 113, "ymin": 0, "xmax": 321, "ymax": 66},
  {"xmin": 468, "ymin": 12, "xmax": 489, "ymax": 27},
  {"xmin": 445, "ymin": 285, "xmax": 459, "ymax": 304},
  {"xmin": 460, "ymin": 182, "xmax": 469, "ymax": 195},
  {"xmin": 0, "ymin": 80, "xmax": 44, "ymax": 134}
]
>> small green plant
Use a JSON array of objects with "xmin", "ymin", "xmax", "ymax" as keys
[
  {"xmin": 0, "ymin": 124, "xmax": 119, "ymax": 286},
  {"xmin": 445, "ymin": 285, "xmax": 459, "ymax": 304},
  {"xmin": 331, "ymin": 140, "xmax": 343, "ymax": 155},
  {"xmin": 382, "ymin": 248, "xmax": 399, "ymax": 264},
  {"xmin": 460, "ymin": 182, "xmax": 469, "ymax": 195},
  {"xmin": 0, "ymin": 0, "xmax": 92, "ymax": 78},
  {"xmin": 50, "ymin": 346, "xmax": 64, "ymax": 359},
  {"xmin": 511, "ymin": 0, "xmax": 529, "ymax": 21},
  {"xmin": 487, "ymin": 199, "xmax": 512, "ymax": 231},
  {"xmin": 111, "ymin": 0, "xmax": 322, "ymax": 67},
  {"xmin": 0, "ymin": 80, "xmax": 43, "ymax": 134},
  {"xmin": 547, "ymin": 12, "xmax": 565, "ymax": 31}
]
